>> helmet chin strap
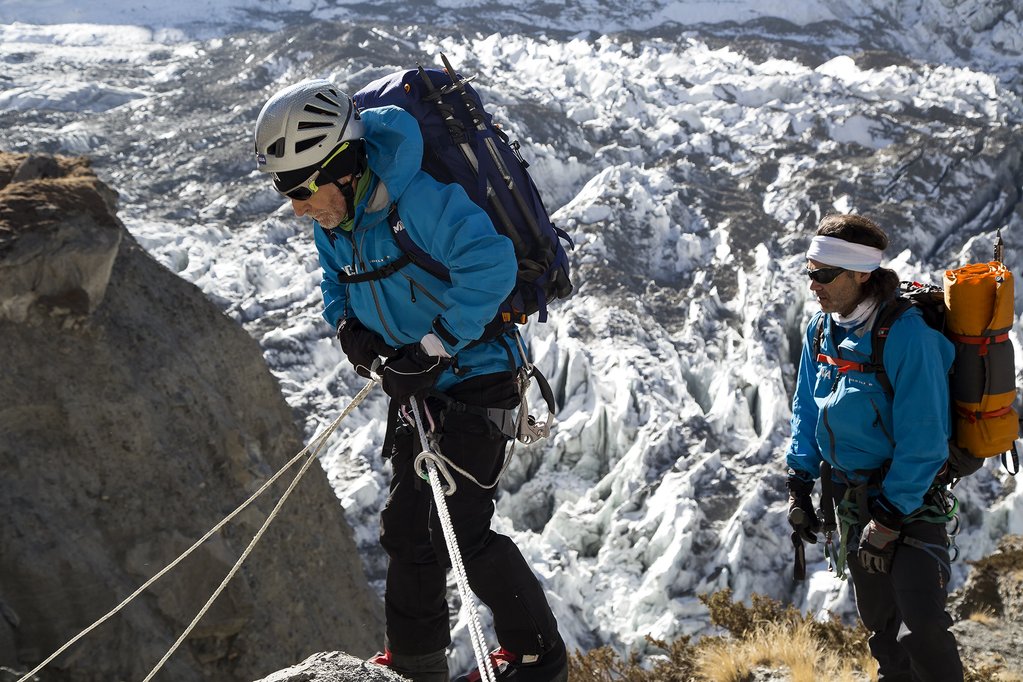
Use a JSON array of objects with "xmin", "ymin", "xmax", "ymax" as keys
[{"xmin": 334, "ymin": 175, "xmax": 358, "ymax": 223}]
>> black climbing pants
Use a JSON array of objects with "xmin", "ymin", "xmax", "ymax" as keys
[
  {"xmin": 379, "ymin": 372, "xmax": 560, "ymax": 658},
  {"xmin": 848, "ymin": 519, "xmax": 963, "ymax": 682}
]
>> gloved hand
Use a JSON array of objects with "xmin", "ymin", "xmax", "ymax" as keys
[
  {"xmin": 786, "ymin": 472, "xmax": 820, "ymax": 544},
  {"xmin": 380, "ymin": 339, "xmax": 453, "ymax": 403},
  {"xmin": 858, "ymin": 495, "xmax": 904, "ymax": 574},
  {"xmin": 337, "ymin": 317, "xmax": 396, "ymax": 378}
]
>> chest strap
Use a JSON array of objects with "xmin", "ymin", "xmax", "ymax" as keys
[{"xmin": 816, "ymin": 353, "xmax": 883, "ymax": 375}]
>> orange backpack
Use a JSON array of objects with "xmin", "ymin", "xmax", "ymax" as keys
[{"xmin": 944, "ymin": 258, "xmax": 1019, "ymax": 469}]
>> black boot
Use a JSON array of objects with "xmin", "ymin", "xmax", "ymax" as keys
[{"xmin": 368, "ymin": 648, "xmax": 449, "ymax": 682}]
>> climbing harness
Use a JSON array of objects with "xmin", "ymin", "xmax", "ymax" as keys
[
  {"xmin": 818, "ymin": 462, "xmax": 960, "ymax": 580},
  {"xmin": 408, "ymin": 395, "xmax": 498, "ymax": 682},
  {"xmin": 15, "ymin": 380, "xmax": 378, "ymax": 682},
  {"xmin": 401, "ymin": 333, "xmax": 555, "ymax": 496}
]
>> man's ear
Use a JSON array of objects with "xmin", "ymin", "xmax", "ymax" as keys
[{"xmin": 854, "ymin": 271, "xmax": 871, "ymax": 285}]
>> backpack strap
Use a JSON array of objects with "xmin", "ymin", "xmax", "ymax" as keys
[
  {"xmin": 948, "ymin": 331, "xmax": 1011, "ymax": 357},
  {"xmin": 387, "ymin": 207, "xmax": 452, "ymax": 283},
  {"xmin": 335, "ymin": 206, "xmax": 451, "ymax": 285},
  {"xmin": 812, "ymin": 312, "xmax": 886, "ymax": 378},
  {"xmin": 865, "ymin": 297, "xmax": 913, "ymax": 398},
  {"xmin": 813, "ymin": 299, "xmax": 912, "ymax": 398}
]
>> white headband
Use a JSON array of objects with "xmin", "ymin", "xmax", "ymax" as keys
[{"xmin": 806, "ymin": 235, "xmax": 883, "ymax": 272}]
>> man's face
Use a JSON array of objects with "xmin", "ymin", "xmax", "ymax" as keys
[
  {"xmin": 290, "ymin": 175, "xmax": 351, "ymax": 228},
  {"xmin": 807, "ymin": 259, "xmax": 870, "ymax": 316}
]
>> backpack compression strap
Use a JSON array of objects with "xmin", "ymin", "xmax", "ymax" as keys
[{"xmin": 949, "ymin": 331, "xmax": 1011, "ymax": 357}]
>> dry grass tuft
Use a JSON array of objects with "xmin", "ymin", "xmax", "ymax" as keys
[
  {"xmin": 965, "ymin": 606, "xmax": 998, "ymax": 625},
  {"xmin": 695, "ymin": 619, "xmax": 874, "ymax": 682},
  {"xmin": 569, "ymin": 589, "xmax": 873, "ymax": 681},
  {"xmin": 569, "ymin": 589, "xmax": 1009, "ymax": 681}
]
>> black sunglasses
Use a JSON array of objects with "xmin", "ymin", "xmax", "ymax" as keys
[
  {"xmin": 805, "ymin": 266, "xmax": 846, "ymax": 284},
  {"xmin": 273, "ymin": 140, "xmax": 362, "ymax": 201}
]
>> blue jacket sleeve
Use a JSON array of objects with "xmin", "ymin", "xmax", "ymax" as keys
[
  {"xmin": 786, "ymin": 313, "xmax": 824, "ymax": 480},
  {"xmin": 880, "ymin": 313, "xmax": 954, "ymax": 515},
  {"xmin": 398, "ymin": 173, "xmax": 517, "ymax": 354}
]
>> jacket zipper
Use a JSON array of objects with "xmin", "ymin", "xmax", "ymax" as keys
[
  {"xmin": 869, "ymin": 398, "xmax": 895, "ymax": 447},
  {"xmin": 347, "ymin": 230, "xmax": 401, "ymax": 345},
  {"xmin": 403, "ymin": 273, "xmax": 447, "ymax": 309},
  {"xmin": 821, "ymin": 365, "xmax": 842, "ymax": 471}
]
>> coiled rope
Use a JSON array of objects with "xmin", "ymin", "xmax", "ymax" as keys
[
  {"xmin": 409, "ymin": 396, "xmax": 498, "ymax": 682},
  {"xmin": 16, "ymin": 379, "xmax": 377, "ymax": 682}
]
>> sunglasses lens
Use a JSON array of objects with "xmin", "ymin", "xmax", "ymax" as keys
[
  {"xmin": 285, "ymin": 186, "xmax": 314, "ymax": 201},
  {"xmin": 807, "ymin": 267, "xmax": 843, "ymax": 284}
]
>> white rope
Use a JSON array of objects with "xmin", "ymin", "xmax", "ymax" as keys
[
  {"xmin": 16, "ymin": 379, "xmax": 378, "ymax": 682},
  {"xmin": 409, "ymin": 397, "xmax": 498, "ymax": 682}
]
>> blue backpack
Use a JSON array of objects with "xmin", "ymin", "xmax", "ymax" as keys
[{"xmin": 351, "ymin": 55, "xmax": 574, "ymax": 342}]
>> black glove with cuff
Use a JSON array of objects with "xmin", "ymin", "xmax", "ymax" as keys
[
  {"xmin": 786, "ymin": 471, "xmax": 820, "ymax": 544},
  {"xmin": 337, "ymin": 317, "xmax": 396, "ymax": 378},
  {"xmin": 381, "ymin": 341, "xmax": 453, "ymax": 403},
  {"xmin": 857, "ymin": 494, "xmax": 904, "ymax": 574}
]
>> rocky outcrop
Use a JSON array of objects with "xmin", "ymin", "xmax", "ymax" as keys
[
  {"xmin": 949, "ymin": 534, "xmax": 1023, "ymax": 676},
  {"xmin": 0, "ymin": 152, "xmax": 383, "ymax": 681},
  {"xmin": 0, "ymin": 154, "xmax": 121, "ymax": 323},
  {"xmin": 254, "ymin": 652, "xmax": 407, "ymax": 682}
]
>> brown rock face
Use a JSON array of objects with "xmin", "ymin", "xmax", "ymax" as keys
[
  {"xmin": 0, "ymin": 154, "xmax": 122, "ymax": 323},
  {"xmin": 0, "ymin": 152, "xmax": 383, "ymax": 680}
]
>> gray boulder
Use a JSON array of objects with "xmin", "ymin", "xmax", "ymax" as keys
[
  {"xmin": 254, "ymin": 652, "xmax": 408, "ymax": 682},
  {"xmin": 0, "ymin": 152, "xmax": 383, "ymax": 681}
]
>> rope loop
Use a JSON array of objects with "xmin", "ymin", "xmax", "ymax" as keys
[{"xmin": 414, "ymin": 449, "xmax": 457, "ymax": 496}]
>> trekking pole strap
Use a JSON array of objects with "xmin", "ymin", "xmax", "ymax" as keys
[{"xmin": 792, "ymin": 531, "xmax": 806, "ymax": 582}]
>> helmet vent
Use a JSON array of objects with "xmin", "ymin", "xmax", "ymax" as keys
[
  {"xmin": 315, "ymin": 91, "xmax": 340, "ymax": 107},
  {"xmin": 303, "ymin": 103, "xmax": 339, "ymax": 117},
  {"xmin": 298, "ymin": 121, "xmax": 334, "ymax": 130},
  {"xmin": 270, "ymin": 137, "xmax": 286, "ymax": 158},
  {"xmin": 296, "ymin": 135, "xmax": 327, "ymax": 153}
]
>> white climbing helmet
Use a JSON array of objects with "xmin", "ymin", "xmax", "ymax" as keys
[{"xmin": 253, "ymin": 79, "xmax": 365, "ymax": 173}]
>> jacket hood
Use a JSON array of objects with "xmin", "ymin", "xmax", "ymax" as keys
[{"xmin": 360, "ymin": 105, "xmax": 423, "ymax": 204}]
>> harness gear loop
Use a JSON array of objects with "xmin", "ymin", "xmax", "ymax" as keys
[
  {"xmin": 408, "ymin": 396, "xmax": 498, "ymax": 682},
  {"xmin": 513, "ymin": 332, "xmax": 555, "ymax": 445},
  {"xmin": 16, "ymin": 379, "xmax": 380, "ymax": 682}
]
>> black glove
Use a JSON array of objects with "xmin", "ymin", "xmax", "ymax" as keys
[
  {"xmin": 337, "ymin": 317, "xmax": 396, "ymax": 378},
  {"xmin": 786, "ymin": 472, "xmax": 820, "ymax": 544},
  {"xmin": 857, "ymin": 495, "xmax": 903, "ymax": 574},
  {"xmin": 380, "ymin": 343, "xmax": 453, "ymax": 403}
]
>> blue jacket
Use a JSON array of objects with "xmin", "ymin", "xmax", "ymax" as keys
[
  {"xmin": 314, "ymin": 106, "xmax": 522, "ymax": 389},
  {"xmin": 786, "ymin": 303, "xmax": 954, "ymax": 515}
]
